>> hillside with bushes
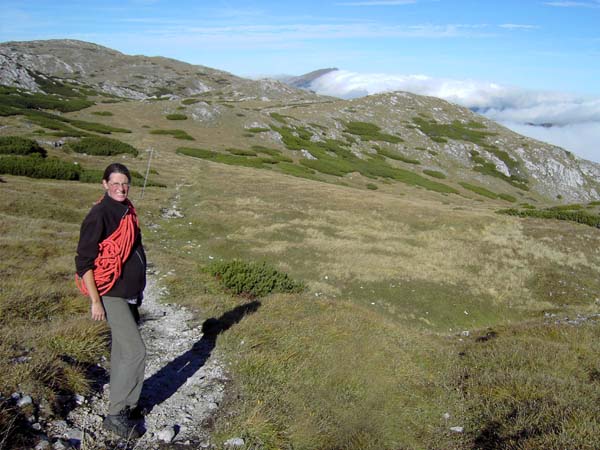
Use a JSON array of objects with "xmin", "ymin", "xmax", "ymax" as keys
[{"xmin": 1, "ymin": 40, "xmax": 599, "ymax": 449}]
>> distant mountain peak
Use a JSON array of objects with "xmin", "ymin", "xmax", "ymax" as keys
[{"xmin": 282, "ymin": 68, "xmax": 338, "ymax": 89}]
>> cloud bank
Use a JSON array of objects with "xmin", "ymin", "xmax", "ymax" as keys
[{"xmin": 308, "ymin": 70, "xmax": 600, "ymax": 163}]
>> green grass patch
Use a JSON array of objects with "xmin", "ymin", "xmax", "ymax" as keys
[
  {"xmin": 366, "ymin": 183, "xmax": 378, "ymax": 190},
  {"xmin": 150, "ymin": 129, "xmax": 195, "ymax": 140},
  {"xmin": 207, "ymin": 260, "xmax": 305, "ymax": 297},
  {"xmin": 246, "ymin": 127, "xmax": 270, "ymax": 133},
  {"xmin": 91, "ymin": 111, "xmax": 113, "ymax": 116},
  {"xmin": 182, "ymin": 98, "xmax": 201, "ymax": 105}
]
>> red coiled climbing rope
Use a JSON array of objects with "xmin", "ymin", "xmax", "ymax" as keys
[{"xmin": 76, "ymin": 199, "xmax": 139, "ymax": 296}]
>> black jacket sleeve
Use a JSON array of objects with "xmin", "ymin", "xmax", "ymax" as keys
[{"xmin": 75, "ymin": 205, "xmax": 104, "ymax": 277}]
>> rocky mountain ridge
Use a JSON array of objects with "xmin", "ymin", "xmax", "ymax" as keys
[{"xmin": 1, "ymin": 39, "xmax": 599, "ymax": 202}]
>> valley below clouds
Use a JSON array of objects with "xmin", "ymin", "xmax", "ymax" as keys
[{"xmin": 307, "ymin": 69, "xmax": 600, "ymax": 163}]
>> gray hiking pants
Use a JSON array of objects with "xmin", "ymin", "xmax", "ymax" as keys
[{"xmin": 103, "ymin": 296, "xmax": 146, "ymax": 415}]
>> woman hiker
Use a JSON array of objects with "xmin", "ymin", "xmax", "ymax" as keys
[{"xmin": 75, "ymin": 163, "xmax": 147, "ymax": 439}]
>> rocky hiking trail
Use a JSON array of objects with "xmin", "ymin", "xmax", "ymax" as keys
[{"xmin": 59, "ymin": 275, "xmax": 228, "ymax": 449}]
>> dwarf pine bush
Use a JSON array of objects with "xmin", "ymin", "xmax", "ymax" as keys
[
  {"xmin": 0, "ymin": 136, "xmax": 47, "ymax": 157},
  {"xmin": 0, "ymin": 156, "xmax": 81, "ymax": 180},
  {"xmin": 68, "ymin": 136, "xmax": 138, "ymax": 156},
  {"xmin": 208, "ymin": 260, "xmax": 305, "ymax": 298}
]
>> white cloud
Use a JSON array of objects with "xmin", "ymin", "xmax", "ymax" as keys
[
  {"xmin": 543, "ymin": 1, "xmax": 600, "ymax": 8},
  {"xmin": 499, "ymin": 23, "xmax": 539, "ymax": 30},
  {"xmin": 501, "ymin": 122, "xmax": 600, "ymax": 163},
  {"xmin": 308, "ymin": 69, "xmax": 600, "ymax": 163}
]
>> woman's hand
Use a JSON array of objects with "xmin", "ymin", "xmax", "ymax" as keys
[
  {"xmin": 91, "ymin": 301, "xmax": 106, "ymax": 321},
  {"xmin": 82, "ymin": 269, "xmax": 105, "ymax": 321}
]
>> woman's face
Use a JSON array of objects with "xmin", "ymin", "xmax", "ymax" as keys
[{"xmin": 102, "ymin": 172, "xmax": 130, "ymax": 202}]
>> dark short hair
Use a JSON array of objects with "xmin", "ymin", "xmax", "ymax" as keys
[{"xmin": 102, "ymin": 163, "xmax": 131, "ymax": 183}]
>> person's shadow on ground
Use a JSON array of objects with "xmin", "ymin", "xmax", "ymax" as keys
[{"xmin": 139, "ymin": 300, "xmax": 261, "ymax": 411}]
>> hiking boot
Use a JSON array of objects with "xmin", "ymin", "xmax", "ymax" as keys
[
  {"xmin": 103, "ymin": 410, "xmax": 143, "ymax": 439},
  {"xmin": 125, "ymin": 404, "xmax": 147, "ymax": 421}
]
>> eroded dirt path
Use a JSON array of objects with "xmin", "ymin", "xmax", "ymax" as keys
[{"xmin": 66, "ymin": 275, "xmax": 227, "ymax": 449}]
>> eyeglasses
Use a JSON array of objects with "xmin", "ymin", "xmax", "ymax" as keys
[{"xmin": 108, "ymin": 181, "xmax": 130, "ymax": 188}]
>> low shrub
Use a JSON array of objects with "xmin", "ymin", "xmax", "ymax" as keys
[
  {"xmin": 67, "ymin": 119, "xmax": 130, "ymax": 134},
  {"xmin": 0, "ymin": 86, "xmax": 94, "ymax": 113},
  {"xmin": 23, "ymin": 111, "xmax": 88, "ymax": 137},
  {"xmin": 459, "ymin": 182, "xmax": 501, "ymax": 200},
  {"xmin": 182, "ymin": 98, "xmax": 200, "ymax": 105},
  {"xmin": 150, "ymin": 129, "xmax": 195, "ymax": 140},
  {"xmin": 377, "ymin": 148, "xmax": 420, "ymax": 164},
  {"xmin": 498, "ymin": 208, "xmax": 600, "ymax": 227},
  {"xmin": 177, "ymin": 147, "xmax": 216, "ymax": 159},
  {"xmin": 422, "ymin": 169, "xmax": 446, "ymax": 179},
  {"xmin": 344, "ymin": 121, "xmax": 403, "ymax": 143},
  {"xmin": 270, "ymin": 112, "xmax": 289, "ymax": 124},
  {"xmin": 226, "ymin": 148, "xmax": 257, "ymax": 156},
  {"xmin": 166, "ymin": 114, "xmax": 188, "ymax": 120},
  {"xmin": 366, "ymin": 183, "xmax": 378, "ymax": 190},
  {"xmin": 68, "ymin": 136, "xmax": 138, "ymax": 156},
  {"xmin": 276, "ymin": 162, "xmax": 319, "ymax": 180},
  {"xmin": 412, "ymin": 117, "xmax": 494, "ymax": 147},
  {"xmin": 91, "ymin": 111, "xmax": 113, "ymax": 116},
  {"xmin": 0, "ymin": 136, "xmax": 47, "ymax": 157},
  {"xmin": 0, "ymin": 156, "xmax": 81, "ymax": 180},
  {"xmin": 497, "ymin": 193, "xmax": 517, "ymax": 203},
  {"xmin": 207, "ymin": 260, "xmax": 305, "ymax": 298}
]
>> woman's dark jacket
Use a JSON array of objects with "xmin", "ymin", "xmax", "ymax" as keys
[{"xmin": 75, "ymin": 194, "xmax": 146, "ymax": 299}]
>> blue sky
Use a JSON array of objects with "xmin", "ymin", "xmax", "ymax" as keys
[{"xmin": 1, "ymin": 0, "xmax": 600, "ymax": 162}]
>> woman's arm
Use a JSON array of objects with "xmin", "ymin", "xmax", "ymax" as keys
[{"xmin": 82, "ymin": 269, "xmax": 105, "ymax": 321}]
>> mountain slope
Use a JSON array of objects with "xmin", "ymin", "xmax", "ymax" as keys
[{"xmin": 0, "ymin": 39, "xmax": 598, "ymax": 203}]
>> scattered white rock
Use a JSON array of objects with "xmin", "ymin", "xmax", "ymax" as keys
[
  {"xmin": 17, "ymin": 395, "xmax": 33, "ymax": 407},
  {"xmin": 52, "ymin": 440, "xmax": 67, "ymax": 450},
  {"xmin": 224, "ymin": 437, "xmax": 246, "ymax": 448},
  {"xmin": 450, "ymin": 426, "xmax": 464, "ymax": 433},
  {"xmin": 301, "ymin": 149, "xmax": 317, "ymax": 160},
  {"xmin": 157, "ymin": 425, "xmax": 177, "ymax": 443},
  {"xmin": 461, "ymin": 331, "xmax": 470, "ymax": 337},
  {"xmin": 34, "ymin": 439, "xmax": 51, "ymax": 450}
]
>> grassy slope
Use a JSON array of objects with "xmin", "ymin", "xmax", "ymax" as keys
[
  {"xmin": 151, "ymin": 158, "xmax": 600, "ymax": 449},
  {"xmin": 1, "ymin": 94, "xmax": 600, "ymax": 448}
]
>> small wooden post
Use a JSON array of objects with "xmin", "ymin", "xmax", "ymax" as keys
[{"xmin": 140, "ymin": 147, "xmax": 153, "ymax": 200}]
